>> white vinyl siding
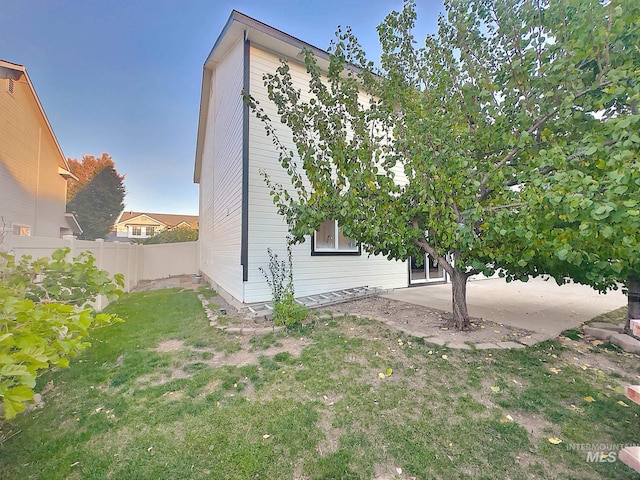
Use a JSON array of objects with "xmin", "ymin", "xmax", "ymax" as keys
[
  {"xmin": 198, "ymin": 38, "xmax": 245, "ymax": 300},
  {"xmin": 244, "ymin": 45, "xmax": 407, "ymax": 303}
]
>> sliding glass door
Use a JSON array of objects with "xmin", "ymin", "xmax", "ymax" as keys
[{"xmin": 409, "ymin": 254, "xmax": 447, "ymax": 285}]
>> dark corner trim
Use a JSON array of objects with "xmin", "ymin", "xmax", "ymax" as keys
[{"xmin": 241, "ymin": 34, "xmax": 250, "ymax": 282}]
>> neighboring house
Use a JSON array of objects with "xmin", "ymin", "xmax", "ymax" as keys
[
  {"xmin": 0, "ymin": 60, "xmax": 82, "ymax": 239},
  {"xmin": 194, "ymin": 11, "xmax": 452, "ymax": 307},
  {"xmin": 113, "ymin": 211, "xmax": 199, "ymax": 241}
]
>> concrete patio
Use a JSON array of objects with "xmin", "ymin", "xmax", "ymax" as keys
[{"xmin": 383, "ymin": 277, "xmax": 627, "ymax": 339}]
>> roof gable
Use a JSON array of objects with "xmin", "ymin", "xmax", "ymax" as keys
[
  {"xmin": 116, "ymin": 211, "xmax": 199, "ymax": 228},
  {"xmin": 0, "ymin": 59, "xmax": 71, "ymax": 171}
]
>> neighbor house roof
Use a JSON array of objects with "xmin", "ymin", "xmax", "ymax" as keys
[
  {"xmin": 0, "ymin": 59, "xmax": 73, "ymax": 174},
  {"xmin": 193, "ymin": 10, "xmax": 334, "ymax": 183},
  {"xmin": 116, "ymin": 211, "xmax": 199, "ymax": 228}
]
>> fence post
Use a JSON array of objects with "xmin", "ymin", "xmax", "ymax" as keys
[{"xmin": 94, "ymin": 239, "xmax": 105, "ymax": 270}]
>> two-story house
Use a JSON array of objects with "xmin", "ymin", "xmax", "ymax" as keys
[
  {"xmin": 0, "ymin": 60, "xmax": 81, "ymax": 239},
  {"xmin": 194, "ymin": 12, "xmax": 449, "ymax": 307}
]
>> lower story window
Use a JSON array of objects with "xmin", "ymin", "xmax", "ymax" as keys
[
  {"xmin": 312, "ymin": 220, "xmax": 360, "ymax": 255},
  {"xmin": 13, "ymin": 225, "xmax": 31, "ymax": 236},
  {"xmin": 131, "ymin": 226, "xmax": 142, "ymax": 236},
  {"xmin": 146, "ymin": 226, "xmax": 155, "ymax": 236}
]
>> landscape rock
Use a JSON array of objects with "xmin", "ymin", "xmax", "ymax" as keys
[
  {"xmin": 588, "ymin": 322, "xmax": 624, "ymax": 333},
  {"xmin": 497, "ymin": 341, "xmax": 526, "ymax": 349},
  {"xmin": 609, "ymin": 333, "xmax": 640, "ymax": 354},
  {"xmin": 474, "ymin": 342, "xmax": 500, "ymax": 350},
  {"xmin": 583, "ymin": 326, "xmax": 614, "ymax": 342}
]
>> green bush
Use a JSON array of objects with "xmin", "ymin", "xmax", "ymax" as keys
[
  {"xmin": 143, "ymin": 226, "xmax": 198, "ymax": 244},
  {"xmin": 273, "ymin": 289, "xmax": 308, "ymax": 327},
  {"xmin": 0, "ymin": 248, "xmax": 123, "ymax": 419},
  {"xmin": 260, "ymin": 241, "xmax": 308, "ymax": 328}
]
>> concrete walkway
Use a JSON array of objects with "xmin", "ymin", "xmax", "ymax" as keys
[{"xmin": 382, "ymin": 277, "xmax": 627, "ymax": 339}]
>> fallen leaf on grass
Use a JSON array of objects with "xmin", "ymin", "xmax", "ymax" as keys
[
  {"xmin": 591, "ymin": 340, "xmax": 604, "ymax": 347},
  {"xmin": 583, "ymin": 396, "xmax": 595, "ymax": 403},
  {"xmin": 567, "ymin": 404, "xmax": 584, "ymax": 413},
  {"xmin": 548, "ymin": 368, "xmax": 561, "ymax": 374},
  {"xmin": 547, "ymin": 437, "xmax": 562, "ymax": 445},
  {"xmin": 263, "ymin": 434, "xmax": 271, "ymax": 439},
  {"xmin": 490, "ymin": 386, "xmax": 500, "ymax": 392},
  {"xmin": 378, "ymin": 372, "xmax": 386, "ymax": 379},
  {"xmin": 386, "ymin": 368, "xmax": 393, "ymax": 376},
  {"xmin": 441, "ymin": 354, "xmax": 448, "ymax": 360},
  {"xmin": 617, "ymin": 401, "xmax": 629, "ymax": 407}
]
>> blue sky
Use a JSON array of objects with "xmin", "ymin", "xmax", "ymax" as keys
[{"xmin": 1, "ymin": 1, "xmax": 443, "ymax": 215}]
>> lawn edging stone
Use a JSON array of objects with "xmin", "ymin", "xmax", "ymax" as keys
[
  {"xmin": 583, "ymin": 326, "xmax": 615, "ymax": 342},
  {"xmin": 198, "ymin": 293, "xmax": 285, "ymax": 335},
  {"xmin": 608, "ymin": 333, "xmax": 640, "ymax": 354},
  {"xmin": 497, "ymin": 341, "xmax": 526, "ymax": 349},
  {"xmin": 588, "ymin": 322, "xmax": 625, "ymax": 333}
]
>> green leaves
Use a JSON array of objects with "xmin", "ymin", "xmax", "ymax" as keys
[
  {"xmin": 2, "ymin": 385, "xmax": 34, "ymax": 420},
  {"xmin": 246, "ymin": 0, "xmax": 640, "ymax": 327},
  {"xmin": 0, "ymin": 249, "xmax": 123, "ymax": 419}
]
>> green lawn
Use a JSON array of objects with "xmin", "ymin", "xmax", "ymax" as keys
[{"xmin": 1, "ymin": 288, "xmax": 638, "ymax": 479}]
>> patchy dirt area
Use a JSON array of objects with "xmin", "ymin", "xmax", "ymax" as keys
[{"xmin": 323, "ymin": 296, "xmax": 536, "ymax": 346}]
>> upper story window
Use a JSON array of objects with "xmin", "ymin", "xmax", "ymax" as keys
[{"xmin": 312, "ymin": 220, "xmax": 360, "ymax": 256}]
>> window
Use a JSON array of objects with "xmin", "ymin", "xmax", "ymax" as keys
[
  {"xmin": 131, "ymin": 226, "xmax": 142, "ymax": 236},
  {"xmin": 13, "ymin": 225, "xmax": 31, "ymax": 236},
  {"xmin": 146, "ymin": 226, "xmax": 155, "ymax": 236},
  {"xmin": 312, "ymin": 220, "xmax": 360, "ymax": 255}
]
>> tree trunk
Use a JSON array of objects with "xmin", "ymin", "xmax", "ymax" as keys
[
  {"xmin": 449, "ymin": 270, "xmax": 471, "ymax": 330},
  {"xmin": 625, "ymin": 274, "xmax": 640, "ymax": 335}
]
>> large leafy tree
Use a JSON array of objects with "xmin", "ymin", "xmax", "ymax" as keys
[
  {"xmin": 248, "ymin": 0, "xmax": 639, "ymax": 329},
  {"xmin": 66, "ymin": 153, "xmax": 123, "ymax": 201},
  {"xmin": 67, "ymin": 166, "xmax": 125, "ymax": 240}
]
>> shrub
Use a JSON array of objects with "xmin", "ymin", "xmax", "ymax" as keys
[
  {"xmin": 259, "ymin": 241, "xmax": 308, "ymax": 327},
  {"xmin": 0, "ymin": 248, "xmax": 123, "ymax": 419},
  {"xmin": 143, "ymin": 226, "xmax": 198, "ymax": 244}
]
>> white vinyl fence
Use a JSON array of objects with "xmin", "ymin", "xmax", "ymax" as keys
[{"xmin": 2, "ymin": 234, "xmax": 199, "ymax": 293}]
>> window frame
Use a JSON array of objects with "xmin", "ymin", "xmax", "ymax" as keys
[
  {"xmin": 12, "ymin": 224, "xmax": 31, "ymax": 236},
  {"xmin": 311, "ymin": 220, "xmax": 361, "ymax": 256}
]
